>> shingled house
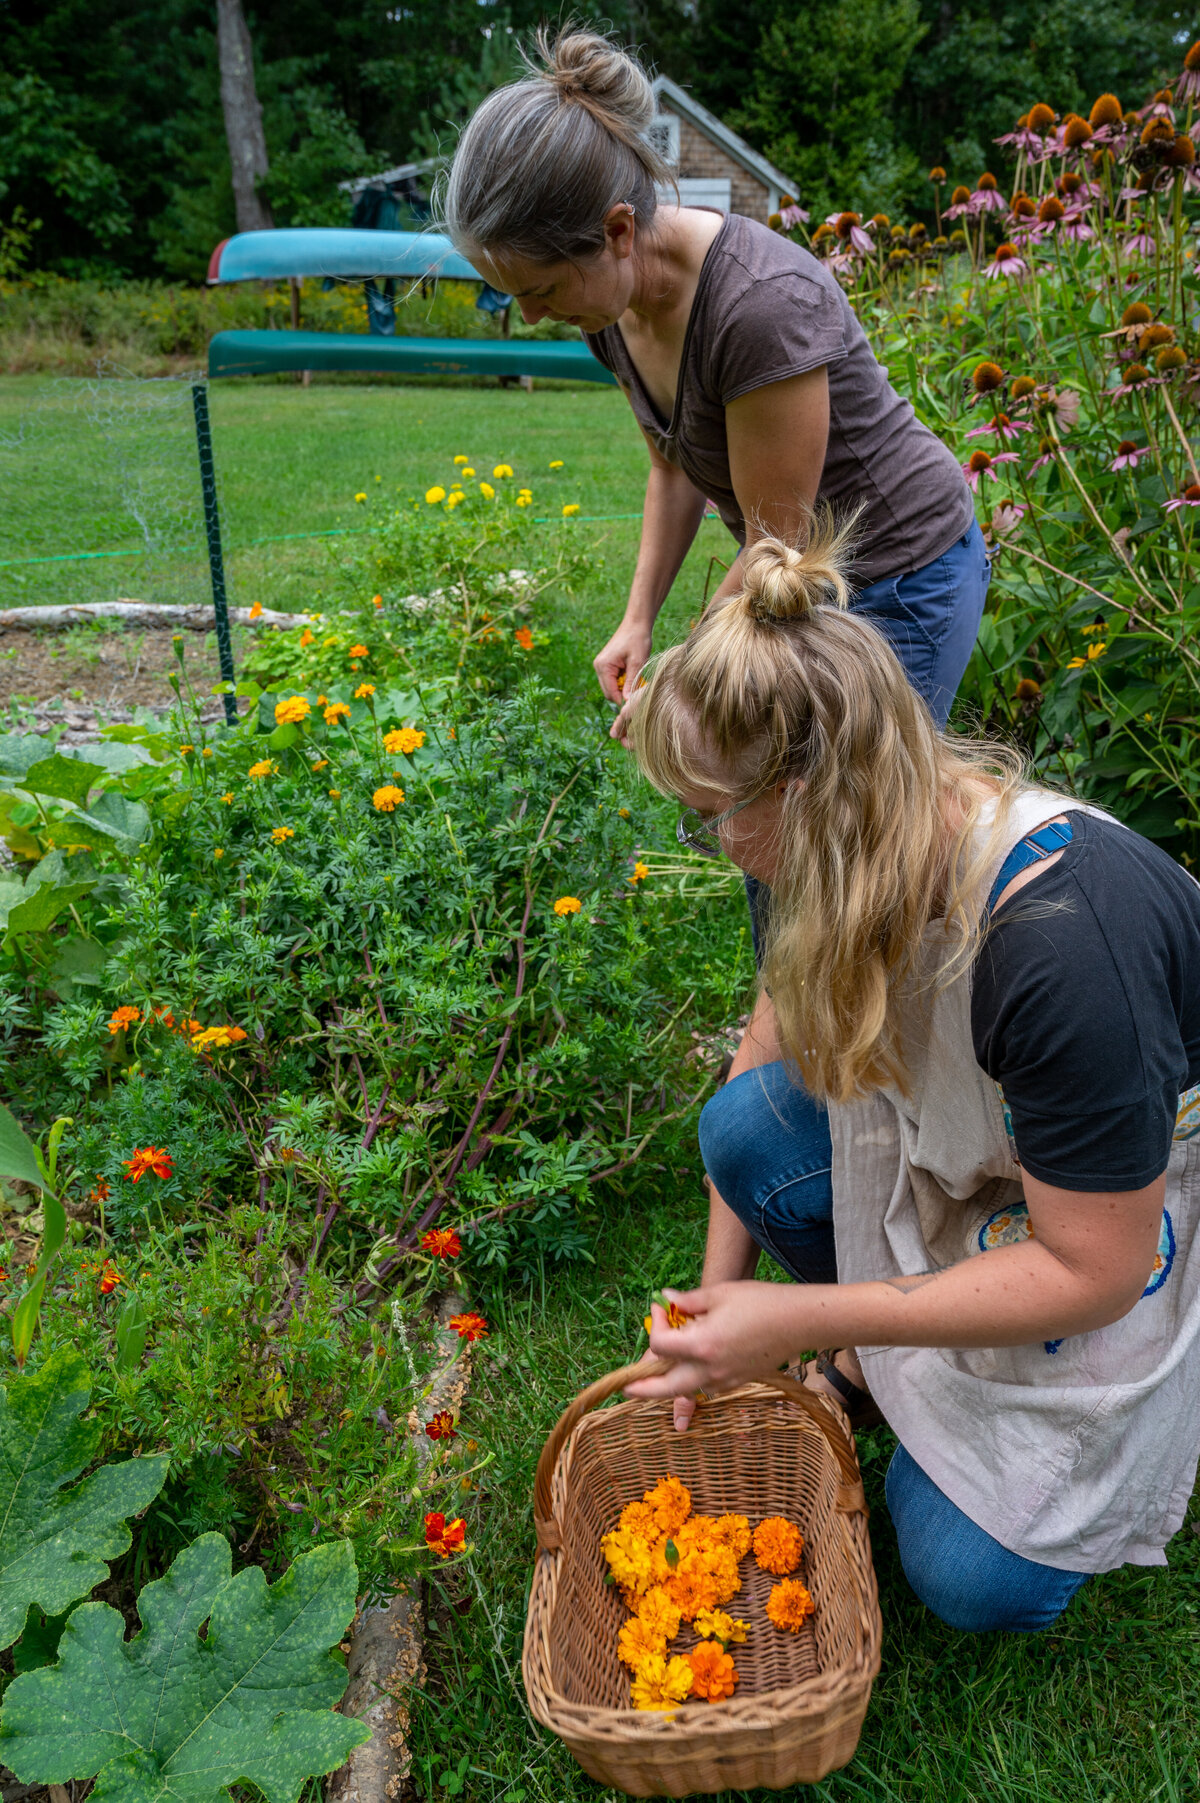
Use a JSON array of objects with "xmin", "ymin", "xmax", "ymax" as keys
[{"xmin": 648, "ymin": 75, "xmax": 797, "ymax": 224}]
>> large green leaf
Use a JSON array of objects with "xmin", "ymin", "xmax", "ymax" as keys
[
  {"xmin": 0, "ymin": 1534, "xmax": 368, "ymax": 1803},
  {"xmin": 0, "ymin": 735, "xmax": 50, "ymax": 780},
  {"xmin": 0, "ymin": 1351, "xmax": 168, "ymax": 1648},
  {"xmin": 2, "ymin": 881, "xmax": 94, "ymax": 937},
  {"xmin": 20, "ymin": 754, "xmax": 108, "ymax": 806}
]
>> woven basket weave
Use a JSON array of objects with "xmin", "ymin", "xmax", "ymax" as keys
[{"xmin": 522, "ymin": 1360, "xmax": 881, "ymax": 1797}]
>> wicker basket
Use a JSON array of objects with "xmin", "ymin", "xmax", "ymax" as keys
[{"xmin": 522, "ymin": 1360, "xmax": 881, "ymax": 1796}]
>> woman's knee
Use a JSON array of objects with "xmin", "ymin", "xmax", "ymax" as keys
[
  {"xmin": 698, "ymin": 1064, "xmax": 827, "ymax": 1214},
  {"xmin": 885, "ymin": 1447, "xmax": 1088, "ymax": 1634}
]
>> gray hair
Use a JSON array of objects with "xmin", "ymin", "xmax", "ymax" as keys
[{"xmin": 440, "ymin": 25, "xmax": 673, "ymax": 266}]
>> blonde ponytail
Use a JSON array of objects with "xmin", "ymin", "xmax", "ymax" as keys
[{"xmin": 630, "ymin": 529, "xmax": 1025, "ymax": 1102}]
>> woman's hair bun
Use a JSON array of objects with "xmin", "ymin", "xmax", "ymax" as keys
[
  {"xmin": 539, "ymin": 26, "xmax": 656, "ymax": 132},
  {"xmin": 738, "ymin": 516, "xmax": 858, "ymax": 624}
]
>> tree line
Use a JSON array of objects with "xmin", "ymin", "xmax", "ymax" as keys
[{"xmin": 0, "ymin": 0, "xmax": 1190, "ymax": 281}]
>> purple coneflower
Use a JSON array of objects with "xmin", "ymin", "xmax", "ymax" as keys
[
  {"xmin": 1110, "ymin": 440, "xmax": 1147, "ymax": 471},
  {"xmin": 990, "ymin": 501, "xmax": 1027, "ymax": 538},
  {"xmin": 961, "ymin": 448, "xmax": 1019, "ymax": 491},
  {"xmin": 1060, "ymin": 210, "xmax": 1095, "ymax": 242},
  {"xmin": 983, "ymin": 242, "xmax": 1029, "ymax": 279},
  {"xmin": 1030, "ymin": 437, "xmax": 1057, "ymax": 472},
  {"xmin": 1044, "ymin": 388, "xmax": 1081, "ymax": 431},
  {"xmin": 944, "ymin": 185, "xmax": 977, "ymax": 221},
  {"xmin": 825, "ymin": 210, "xmax": 875, "ymax": 254},
  {"xmin": 973, "ymin": 173, "xmax": 1008, "ymax": 213},
  {"xmin": 1178, "ymin": 43, "xmax": 1200, "ymax": 103},
  {"xmin": 966, "ymin": 412, "xmax": 1030, "ymax": 441},
  {"xmin": 1122, "ymin": 229, "xmax": 1158, "ymax": 259},
  {"xmin": 1164, "ymin": 483, "xmax": 1200, "ymax": 512},
  {"xmin": 779, "ymin": 201, "xmax": 809, "ymax": 228},
  {"xmin": 1112, "ymin": 362, "xmax": 1165, "ymax": 398}
]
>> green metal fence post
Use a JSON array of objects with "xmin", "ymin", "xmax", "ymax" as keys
[{"xmin": 191, "ymin": 380, "xmax": 238, "ymax": 726}]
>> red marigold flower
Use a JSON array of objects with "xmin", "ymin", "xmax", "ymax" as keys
[
  {"xmin": 122, "ymin": 1146, "xmax": 174, "ymax": 1183},
  {"xmin": 421, "ymin": 1228, "xmax": 462, "ymax": 1258},
  {"xmin": 448, "ymin": 1311, "xmax": 489, "ymax": 1342},
  {"xmin": 514, "ymin": 626, "xmax": 533, "ymax": 650},
  {"xmin": 88, "ymin": 1179, "xmax": 111, "ymax": 1205},
  {"xmin": 98, "ymin": 1261, "xmax": 122, "ymax": 1294},
  {"xmin": 424, "ymin": 1512, "xmax": 467, "ymax": 1557},
  {"xmin": 425, "ymin": 1410, "xmax": 457, "ymax": 1441}
]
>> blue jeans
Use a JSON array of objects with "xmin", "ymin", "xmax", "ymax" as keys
[
  {"xmin": 699, "ymin": 1064, "xmax": 1091, "ymax": 1633},
  {"xmin": 744, "ymin": 521, "xmax": 991, "ymax": 960}
]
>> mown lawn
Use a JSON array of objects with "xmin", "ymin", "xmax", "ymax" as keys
[{"xmin": 3, "ymin": 371, "xmax": 1198, "ymax": 1800}]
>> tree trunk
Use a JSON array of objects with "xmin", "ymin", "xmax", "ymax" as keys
[{"xmin": 215, "ymin": 0, "xmax": 273, "ymax": 234}]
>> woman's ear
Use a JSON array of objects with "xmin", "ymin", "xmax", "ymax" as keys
[{"xmin": 604, "ymin": 204, "xmax": 636, "ymax": 261}]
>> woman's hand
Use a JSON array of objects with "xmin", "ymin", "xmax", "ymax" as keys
[
  {"xmin": 632, "ymin": 1345, "xmax": 700, "ymax": 1431},
  {"xmin": 593, "ymin": 617, "xmax": 652, "ymax": 707},
  {"xmin": 626, "ymin": 1285, "xmax": 805, "ymax": 1401}
]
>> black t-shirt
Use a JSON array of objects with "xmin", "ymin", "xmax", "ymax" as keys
[{"xmin": 971, "ymin": 810, "xmax": 1200, "ymax": 1192}]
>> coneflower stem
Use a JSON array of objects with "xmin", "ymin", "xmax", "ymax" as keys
[{"xmin": 1160, "ymin": 383, "xmax": 1200, "ymax": 487}]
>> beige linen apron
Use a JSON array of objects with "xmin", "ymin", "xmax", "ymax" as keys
[{"xmin": 829, "ymin": 790, "xmax": 1200, "ymax": 1572}]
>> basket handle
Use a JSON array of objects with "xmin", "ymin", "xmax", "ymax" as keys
[{"xmin": 533, "ymin": 1359, "xmax": 868, "ymax": 1554}]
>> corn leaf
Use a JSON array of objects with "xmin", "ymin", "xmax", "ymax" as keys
[{"xmin": 0, "ymin": 1533, "xmax": 368, "ymax": 1803}]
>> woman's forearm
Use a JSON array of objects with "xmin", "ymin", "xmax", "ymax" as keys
[{"xmin": 624, "ymin": 463, "xmax": 708, "ymax": 626}]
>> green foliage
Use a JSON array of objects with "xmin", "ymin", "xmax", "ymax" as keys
[
  {"xmin": 0, "ymin": 1349, "xmax": 167, "ymax": 1650},
  {"xmin": 0, "ymin": 1533, "xmax": 367, "ymax": 1802}
]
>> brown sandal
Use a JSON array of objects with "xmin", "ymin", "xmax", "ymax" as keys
[{"xmin": 794, "ymin": 1349, "xmax": 885, "ymax": 1432}]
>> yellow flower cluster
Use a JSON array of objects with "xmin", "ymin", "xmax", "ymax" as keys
[
  {"xmin": 601, "ymin": 1481, "xmax": 815, "ymax": 1711},
  {"xmin": 383, "ymin": 727, "xmax": 425, "ymax": 756},
  {"xmin": 373, "ymin": 785, "xmax": 406, "ymax": 812},
  {"xmin": 274, "ymin": 695, "xmax": 311, "ymax": 726},
  {"xmin": 248, "ymin": 760, "xmax": 276, "ymax": 780}
]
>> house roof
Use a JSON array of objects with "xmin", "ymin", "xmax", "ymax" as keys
[{"xmin": 651, "ymin": 75, "xmax": 797, "ymax": 197}]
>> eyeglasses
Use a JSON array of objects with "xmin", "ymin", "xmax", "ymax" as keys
[{"xmin": 676, "ymin": 794, "xmax": 762, "ymax": 858}]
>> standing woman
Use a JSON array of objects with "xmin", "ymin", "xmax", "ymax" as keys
[{"xmin": 441, "ymin": 24, "xmax": 986, "ymax": 740}]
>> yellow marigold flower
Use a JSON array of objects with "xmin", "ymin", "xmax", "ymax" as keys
[
  {"xmin": 636, "ymin": 1587, "xmax": 682, "ymax": 1642},
  {"xmin": 220, "ymin": 791, "xmax": 234, "ymax": 804},
  {"xmin": 600, "ymin": 1526, "xmax": 656, "ymax": 1595},
  {"xmin": 630, "ymin": 1654, "xmax": 693, "ymax": 1712},
  {"xmin": 479, "ymin": 481, "xmax": 495, "ymax": 499},
  {"xmin": 628, "ymin": 860, "xmax": 649, "ymax": 884},
  {"xmin": 712, "ymin": 1515, "xmax": 752, "ymax": 1560},
  {"xmin": 549, "ymin": 459, "xmax": 564, "ymax": 468},
  {"xmin": 453, "ymin": 454, "xmax": 469, "ymax": 465},
  {"xmin": 562, "ymin": 503, "xmax": 581, "ymax": 517},
  {"xmin": 202, "ymin": 747, "xmax": 213, "ymax": 759},
  {"xmin": 274, "ymin": 695, "xmax": 311, "ymax": 726},
  {"xmin": 515, "ymin": 495, "xmax": 531, "ymax": 508},
  {"xmin": 373, "ymin": 784, "xmax": 405, "ymax": 811},
  {"xmin": 349, "ymin": 643, "xmax": 368, "ymax": 658},
  {"xmin": 328, "ymin": 788, "xmax": 341, "ymax": 799},
  {"xmin": 619, "ymin": 1498, "xmax": 660, "ymax": 1539},
  {"xmin": 618, "ymin": 1616, "xmax": 667, "ymax": 1668},
  {"xmin": 384, "ymin": 727, "xmax": 425, "ymax": 755},
  {"xmin": 685, "ymin": 1640, "xmax": 738, "ymax": 1702},
  {"xmin": 462, "ymin": 466, "xmax": 475, "ymax": 477},
  {"xmin": 426, "ymin": 486, "xmax": 447, "ymax": 504},
  {"xmin": 317, "ymin": 693, "xmax": 328, "ymax": 705},
  {"xmin": 248, "ymin": 759, "xmax": 276, "ymax": 780},
  {"xmin": 213, "ymin": 847, "xmax": 225, "ymax": 860},
  {"xmin": 766, "ymin": 1578, "xmax": 816, "ymax": 1632},
  {"xmin": 693, "ymin": 1608, "xmax": 749, "ymax": 1646},
  {"xmin": 311, "ymin": 758, "xmax": 328, "ymax": 771},
  {"xmin": 618, "ymin": 806, "xmax": 631, "ymax": 819},
  {"xmin": 178, "ymin": 743, "xmax": 194, "ymax": 755},
  {"xmin": 645, "ymin": 1475, "xmax": 691, "ymax": 1536},
  {"xmin": 753, "ymin": 1516, "xmax": 804, "ymax": 1576},
  {"xmin": 661, "ymin": 1563, "xmax": 719, "ymax": 1623},
  {"xmin": 324, "ymin": 702, "xmax": 351, "ymax": 724},
  {"xmin": 446, "ymin": 492, "xmax": 464, "ymax": 509},
  {"xmin": 355, "ymin": 683, "xmax": 376, "ymax": 700},
  {"xmin": 354, "ymin": 492, "xmax": 367, "ymax": 503},
  {"xmin": 270, "ymin": 825, "xmax": 294, "ymax": 844},
  {"xmin": 493, "ymin": 463, "xmax": 514, "ymax": 478},
  {"xmin": 553, "ymin": 895, "xmax": 582, "ymax": 916}
]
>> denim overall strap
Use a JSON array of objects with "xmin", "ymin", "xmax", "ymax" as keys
[{"xmin": 985, "ymin": 819, "xmax": 1073, "ymax": 916}]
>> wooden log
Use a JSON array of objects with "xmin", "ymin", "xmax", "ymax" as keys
[{"xmin": 0, "ymin": 602, "xmax": 315, "ymax": 632}]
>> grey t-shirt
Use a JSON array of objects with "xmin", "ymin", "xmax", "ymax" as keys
[{"xmin": 585, "ymin": 213, "xmax": 974, "ymax": 585}]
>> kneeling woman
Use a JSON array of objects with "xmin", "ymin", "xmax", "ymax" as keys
[{"xmin": 626, "ymin": 523, "xmax": 1200, "ymax": 1634}]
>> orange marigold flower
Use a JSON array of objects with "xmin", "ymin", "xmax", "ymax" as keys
[
  {"xmin": 248, "ymin": 759, "xmax": 276, "ymax": 780},
  {"xmin": 686, "ymin": 1640, "xmax": 738, "ymax": 1702},
  {"xmin": 628, "ymin": 860, "xmax": 649, "ymax": 884},
  {"xmin": 248, "ymin": 600, "xmax": 264, "ymax": 620},
  {"xmin": 123, "ymin": 1146, "xmax": 174, "ymax": 1184},
  {"xmin": 662, "ymin": 1565, "xmax": 718, "ymax": 1622},
  {"xmin": 618, "ymin": 1616, "xmax": 668, "ymax": 1668},
  {"xmin": 324, "ymin": 702, "xmax": 352, "ymax": 724},
  {"xmin": 349, "ymin": 643, "xmax": 368, "ymax": 658},
  {"xmin": 553, "ymin": 895, "xmax": 581, "ymax": 916},
  {"xmin": 372, "ymin": 593, "xmax": 383, "ymax": 607},
  {"xmin": 383, "ymin": 727, "xmax": 425, "ymax": 755},
  {"xmin": 425, "ymin": 1409, "xmax": 457, "ymax": 1441},
  {"xmin": 421, "ymin": 1227, "xmax": 462, "ymax": 1258},
  {"xmin": 645, "ymin": 1474, "xmax": 691, "ymax": 1535},
  {"xmin": 373, "ymin": 784, "xmax": 405, "ymax": 811},
  {"xmin": 711, "ymin": 1514, "xmax": 753, "ymax": 1560},
  {"xmin": 514, "ymin": 626, "xmax": 534, "ymax": 650},
  {"xmin": 300, "ymin": 628, "xmax": 315, "ymax": 647},
  {"xmin": 424, "ymin": 1512, "xmax": 466, "ymax": 1558},
  {"xmin": 448, "ymin": 1311, "xmax": 489, "ymax": 1342},
  {"xmin": 221, "ymin": 791, "xmax": 234, "ymax": 804},
  {"xmin": 97, "ymin": 1260, "xmax": 122, "ymax": 1295},
  {"xmin": 88, "ymin": 1179, "xmax": 111, "ymax": 1205},
  {"xmin": 753, "ymin": 1516, "xmax": 804, "ymax": 1575},
  {"xmin": 107, "ymin": 1005, "xmax": 141, "ymax": 1035},
  {"xmin": 620, "ymin": 1498, "xmax": 661, "ymax": 1539},
  {"xmin": 270, "ymin": 825, "xmax": 295, "ymax": 844},
  {"xmin": 766, "ymin": 1578, "xmax": 816, "ymax": 1632},
  {"xmin": 274, "ymin": 695, "xmax": 311, "ymax": 726},
  {"xmin": 354, "ymin": 683, "xmax": 376, "ymax": 700}
]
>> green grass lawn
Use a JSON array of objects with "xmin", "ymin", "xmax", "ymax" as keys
[{"xmin": 4, "ymin": 371, "xmax": 1198, "ymax": 1800}]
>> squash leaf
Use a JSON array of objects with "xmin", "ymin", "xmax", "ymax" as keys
[
  {"xmin": 0, "ymin": 1350, "xmax": 168, "ymax": 1648},
  {"xmin": 0, "ymin": 1533, "xmax": 369, "ymax": 1803}
]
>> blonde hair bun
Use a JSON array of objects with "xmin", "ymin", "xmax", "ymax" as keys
[{"xmin": 737, "ymin": 514, "xmax": 858, "ymax": 624}]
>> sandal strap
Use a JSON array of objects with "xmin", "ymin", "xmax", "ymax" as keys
[{"xmin": 815, "ymin": 1350, "xmax": 872, "ymax": 1411}]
